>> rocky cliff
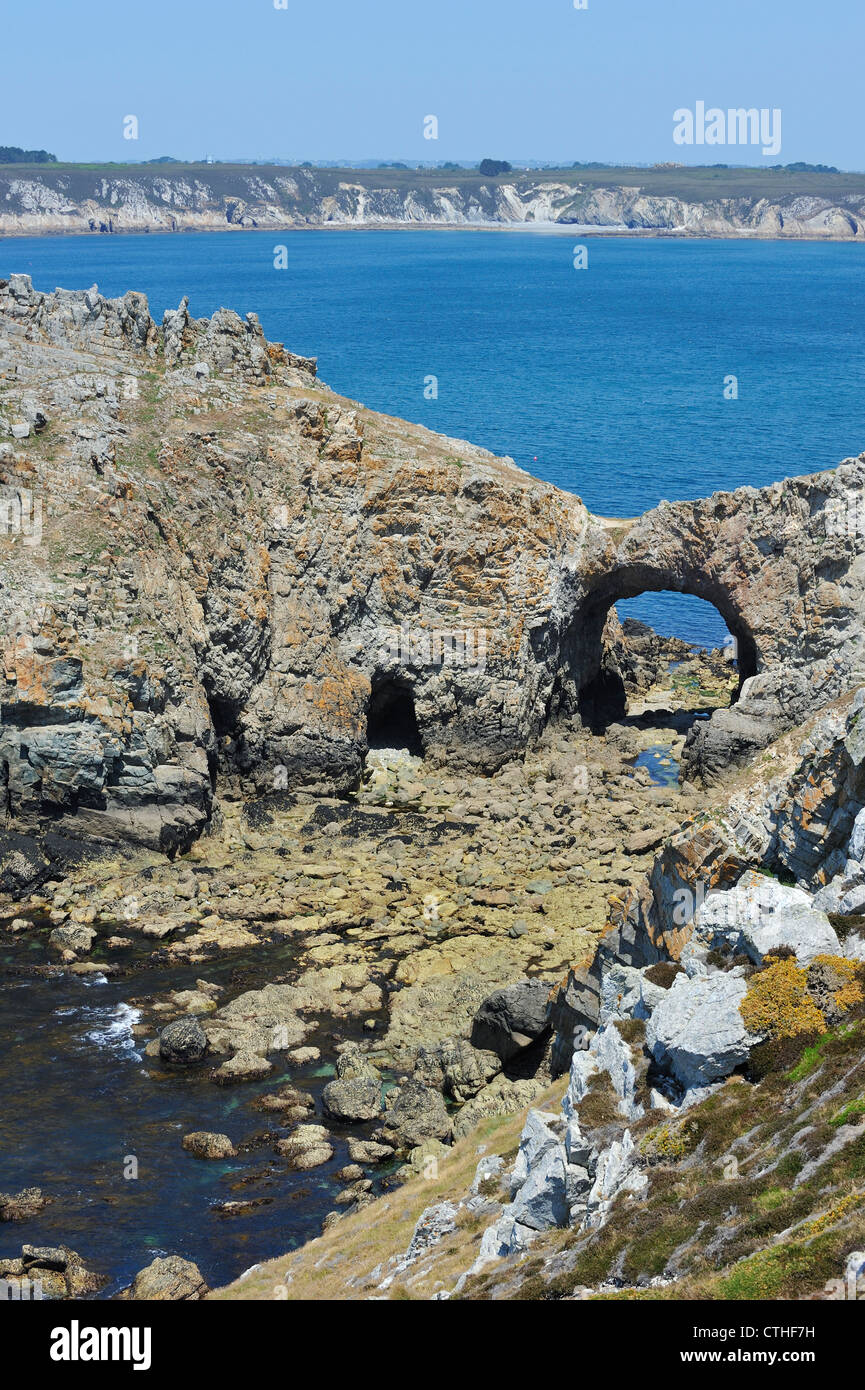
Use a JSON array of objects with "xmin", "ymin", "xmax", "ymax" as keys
[
  {"xmin": 1, "ymin": 274, "xmax": 864, "ymax": 875},
  {"xmin": 213, "ymin": 687, "xmax": 865, "ymax": 1302},
  {"xmin": 2, "ymin": 166, "xmax": 865, "ymax": 238}
]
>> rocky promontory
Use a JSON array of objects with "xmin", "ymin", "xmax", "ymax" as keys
[{"xmin": 1, "ymin": 274, "xmax": 864, "ymax": 876}]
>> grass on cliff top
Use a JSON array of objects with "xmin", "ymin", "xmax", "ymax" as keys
[
  {"xmin": 5, "ymin": 163, "xmax": 865, "ymax": 204},
  {"xmin": 211, "ymin": 1075, "xmax": 567, "ymax": 1301}
]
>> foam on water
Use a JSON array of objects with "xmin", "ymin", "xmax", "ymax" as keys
[{"xmin": 79, "ymin": 1001, "xmax": 143, "ymax": 1059}]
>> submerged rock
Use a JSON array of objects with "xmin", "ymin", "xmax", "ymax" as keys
[{"xmin": 0, "ymin": 1187, "xmax": 50, "ymax": 1221}]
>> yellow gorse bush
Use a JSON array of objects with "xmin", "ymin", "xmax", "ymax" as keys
[
  {"xmin": 811, "ymin": 954, "xmax": 864, "ymax": 1013},
  {"xmin": 740, "ymin": 959, "xmax": 825, "ymax": 1039}
]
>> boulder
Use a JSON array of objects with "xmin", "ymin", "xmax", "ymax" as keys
[
  {"xmin": 255, "ymin": 1085, "xmax": 315, "ymax": 1117},
  {"xmin": 276, "ymin": 1124, "xmax": 334, "ymax": 1170},
  {"xmin": 333, "ymin": 1042, "xmax": 379, "ymax": 1082},
  {"xmin": 379, "ymin": 1079, "xmax": 452, "ymax": 1152},
  {"xmin": 48, "ymin": 924, "xmax": 96, "ymax": 956},
  {"xmin": 509, "ymin": 1109, "xmax": 563, "ymax": 1197},
  {"xmin": 347, "ymin": 1137, "xmax": 394, "ymax": 1164},
  {"xmin": 321, "ymin": 1076, "xmax": 382, "ymax": 1122},
  {"xmin": 412, "ymin": 1037, "xmax": 501, "ymax": 1101},
  {"xmin": 158, "ymin": 1016, "xmax": 208, "ymax": 1065},
  {"xmin": 130, "ymin": 1255, "xmax": 209, "ymax": 1301},
  {"xmin": 20, "ymin": 1245, "xmax": 104, "ymax": 1297},
  {"xmin": 181, "ymin": 1131, "xmax": 236, "ymax": 1160},
  {"xmin": 696, "ymin": 873, "xmax": 841, "ymax": 965},
  {"xmin": 211, "ymin": 1050, "xmax": 271, "ymax": 1085},
  {"xmin": 470, "ymin": 979, "xmax": 553, "ymax": 1061},
  {"xmin": 646, "ymin": 972, "xmax": 763, "ymax": 1090},
  {"xmin": 512, "ymin": 1134, "xmax": 594, "ymax": 1233}
]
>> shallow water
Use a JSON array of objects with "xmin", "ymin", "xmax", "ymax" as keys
[
  {"xmin": 0, "ymin": 924, "xmax": 394, "ymax": 1296},
  {"xmin": 634, "ymin": 745, "xmax": 681, "ymax": 789}
]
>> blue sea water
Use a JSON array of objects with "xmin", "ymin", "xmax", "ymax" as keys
[{"xmin": 5, "ymin": 229, "xmax": 865, "ymax": 647}]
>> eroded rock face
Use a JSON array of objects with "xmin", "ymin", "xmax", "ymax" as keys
[
  {"xmin": 606, "ymin": 687, "xmax": 865, "ymax": 959},
  {"xmin": 2, "ymin": 275, "xmax": 865, "ymax": 866}
]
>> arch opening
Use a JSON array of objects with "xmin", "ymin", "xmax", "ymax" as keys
[
  {"xmin": 366, "ymin": 676, "xmax": 424, "ymax": 756},
  {"xmin": 572, "ymin": 579, "xmax": 759, "ymax": 741}
]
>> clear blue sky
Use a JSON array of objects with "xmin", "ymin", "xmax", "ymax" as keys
[{"xmin": 3, "ymin": 0, "xmax": 863, "ymax": 168}]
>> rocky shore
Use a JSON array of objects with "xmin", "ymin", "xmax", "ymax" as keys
[
  {"xmin": 1, "ymin": 273, "xmax": 864, "ymax": 1300},
  {"xmin": 216, "ymin": 688, "xmax": 865, "ymax": 1302}
]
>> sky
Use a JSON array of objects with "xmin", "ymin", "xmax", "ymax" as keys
[{"xmin": 2, "ymin": 0, "xmax": 863, "ymax": 168}]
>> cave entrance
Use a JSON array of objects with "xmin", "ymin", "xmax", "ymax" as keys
[{"xmin": 366, "ymin": 676, "xmax": 423, "ymax": 755}]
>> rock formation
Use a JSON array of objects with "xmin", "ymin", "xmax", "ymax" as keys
[{"xmin": 1, "ymin": 274, "xmax": 864, "ymax": 876}]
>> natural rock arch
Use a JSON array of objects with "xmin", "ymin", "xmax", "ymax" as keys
[
  {"xmin": 2, "ymin": 276, "xmax": 865, "ymax": 857},
  {"xmin": 566, "ymin": 565, "xmax": 760, "ymax": 728}
]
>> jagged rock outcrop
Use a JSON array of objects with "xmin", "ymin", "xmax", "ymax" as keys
[
  {"xmin": 694, "ymin": 870, "xmax": 843, "ymax": 964},
  {"xmin": 1, "ymin": 274, "xmax": 865, "ymax": 870},
  {"xmin": 1, "ymin": 166, "xmax": 864, "ymax": 239},
  {"xmin": 458, "ymin": 696, "xmax": 865, "ymax": 1286},
  {"xmin": 606, "ymin": 688, "xmax": 865, "ymax": 958}
]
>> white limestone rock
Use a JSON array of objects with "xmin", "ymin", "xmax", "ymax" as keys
[{"xmin": 645, "ymin": 972, "xmax": 763, "ymax": 1091}]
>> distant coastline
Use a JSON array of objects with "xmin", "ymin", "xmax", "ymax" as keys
[{"xmin": 1, "ymin": 163, "xmax": 864, "ymax": 241}]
